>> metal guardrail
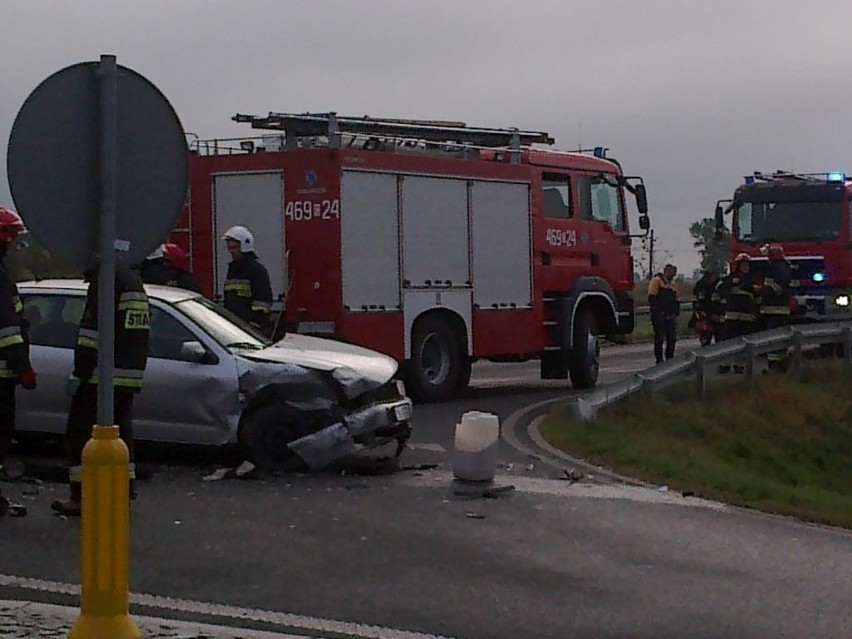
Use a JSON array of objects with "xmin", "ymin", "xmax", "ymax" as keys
[{"xmin": 572, "ymin": 322, "xmax": 852, "ymax": 421}]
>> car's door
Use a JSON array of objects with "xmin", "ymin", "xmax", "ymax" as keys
[
  {"xmin": 17, "ymin": 292, "xmax": 85, "ymax": 436},
  {"xmin": 135, "ymin": 301, "xmax": 241, "ymax": 446}
]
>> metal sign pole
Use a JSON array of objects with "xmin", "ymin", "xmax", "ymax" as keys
[
  {"xmin": 69, "ymin": 54, "xmax": 140, "ymax": 639},
  {"xmin": 97, "ymin": 54, "xmax": 116, "ymax": 427}
]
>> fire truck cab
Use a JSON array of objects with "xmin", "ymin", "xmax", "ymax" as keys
[
  {"xmin": 716, "ymin": 170, "xmax": 852, "ymax": 322},
  {"xmin": 175, "ymin": 111, "xmax": 650, "ymax": 401}
]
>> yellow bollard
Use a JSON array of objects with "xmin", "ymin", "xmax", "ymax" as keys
[{"xmin": 69, "ymin": 425, "xmax": 140, "ymax": 639}]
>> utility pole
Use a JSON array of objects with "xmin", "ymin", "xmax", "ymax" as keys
[{"xmin": 647, "ymin": 229, "xmax": 655, "ymax": 279}]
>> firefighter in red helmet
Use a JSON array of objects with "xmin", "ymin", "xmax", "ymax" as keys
[
  {"xmin": 0, "ymin": 208, "xmax": 37, "ymax": 486},
  {"xmin": 759, "ymin": 243, "xmax": 793, "ymax": 370},
  {"xmin": 715, "ymin": 252, "xmax": 759, "ymax": 372},
  {"xmin": 162, "ymin": 243, "xmax": 201, "ymax": 293}
]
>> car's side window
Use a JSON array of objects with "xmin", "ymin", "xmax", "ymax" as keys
[
  {"xmin": 149, "ymin": 305, "xmax": 198, "ymax": 361},
  {"xmin": 23, "ymin": 294, "xmax": 85, "ymax": 349}
]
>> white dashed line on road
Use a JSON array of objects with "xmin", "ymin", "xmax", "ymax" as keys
[{"xmin": 0, "ymin": 575, "xmax": 456, "ymax": 639}]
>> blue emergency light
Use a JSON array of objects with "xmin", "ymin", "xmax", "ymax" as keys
[
  {"xmin": 813, "ymin": 272, "xmax": 826, "ymax": 283},
  {"xmin": 827, "ymin": 171, "xmax": 846, "ymax": 182},
  {"xmin": 593, "ymin": 147, "xmax": 608, "ymax": 158}
]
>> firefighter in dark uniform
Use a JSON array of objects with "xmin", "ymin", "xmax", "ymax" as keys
[
  {"xmin": 691, "ymin": 270, "xmax": 724, "ymax": 345},
  {"xmin": 139, "ymin": 245, "xmax": 173, "ymax": 286},
  {"xmin": 715, "ymin": 253, "xmax": 759, "ymax": 373},
  {"xmin": 51, "ymin": 264, "xmax": 150, "ymax": 516},
  {"xmin": 221, "ymin": 225, "xmax": 273, "ymax": 334},
  {"xmin": 647, "ymin": 263, "xmax": 681, "ymax": 363},
  {"xmin": 0, "ymin": 208, "xmax": 37, "ymax": 487},
  {"xmin": 759, "ymin": 243, "xmax": 793, "ymax": 370},
  {"xmin": 162, "ymin": 243, "xmax": 202, "ymax": 293}
]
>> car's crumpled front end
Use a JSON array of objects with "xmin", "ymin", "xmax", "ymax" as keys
[{"xmin": 235, "ymin": 333, "xmax": 413, "ymax": 470}]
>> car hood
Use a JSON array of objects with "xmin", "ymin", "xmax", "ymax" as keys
[{"xmin": 238, "ymin": 333, "xmax": 398, "ymax": 397}]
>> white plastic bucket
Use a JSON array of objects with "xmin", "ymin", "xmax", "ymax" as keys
[{"xmin": 452, "ymin": 411, "xmax": 500, "ymax": 482}]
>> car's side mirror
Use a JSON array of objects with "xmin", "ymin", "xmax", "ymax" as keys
[
  {"xmin": 181, "ymin": 340, "xmax": 217, "ymax": 364},
  {"xmin": 638, "ymin": 214, "xmax": 650, "ymax": 231}
]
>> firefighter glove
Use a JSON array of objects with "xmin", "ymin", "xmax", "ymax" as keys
[
  {"xmin": 64, "ymin": 376, "xmax": 81, "ymax": 398},
  {"xmin": 19, "ymin": 368, "xmax": 37, "ymax": 390}
]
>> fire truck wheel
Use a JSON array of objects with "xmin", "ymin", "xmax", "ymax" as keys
[
  {"xmin": 407, "ymin": 314, "xmax": 466, "ymax": 402},
  {"xmin": 239, "ymin": 403, "xmax": 327, "ymax": 473},
  {"xmin": 568, "ymin": 309, "xmax": 600, "ymax": 389}
]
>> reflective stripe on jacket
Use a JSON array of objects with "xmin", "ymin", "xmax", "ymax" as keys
[
  {"xmin": 0, "ymin": 259, "xmax": 30, "ymax": 380},
  {"xmin": 760, "ymin": 259, "xmax": 792, "ymax": 317},
  {"xmin": 223, "ymin": 253, "xmax": 273, "ymax": 331},
  {"xmin": 74, "ymin": 266, "xmax": 149, "ymax": 392},
  {"xmin": 717, "ymin": 271, "xmax": 758, "ymax": 323}
]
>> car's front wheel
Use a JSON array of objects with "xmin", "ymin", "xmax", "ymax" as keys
[{"xmin": 239, "ymin": 404, "xmax": 330, "ymax": 473}]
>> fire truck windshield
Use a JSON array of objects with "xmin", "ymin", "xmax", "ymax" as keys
[{"xmin": 734, "ymin": 200, "xmax": 843, "ymax": 242}]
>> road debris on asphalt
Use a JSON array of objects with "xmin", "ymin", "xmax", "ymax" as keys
[
  {"xmin": 558, "ymin": 468, "xmax": 585, "ymax": 483},
  {"xmin": 464, "ymin": 512, "xmax": 486, "ymax": 519},
  {"xmin": 453, "ymin": 484, "xmax": 516, "ymax": 500},
  {"xmin": 201, "ymin": 461, "xmax": 260, "ymax": 482},
  {"xmin": 401, "ymin": 463, "xmax": 440, "ymax": 472}
]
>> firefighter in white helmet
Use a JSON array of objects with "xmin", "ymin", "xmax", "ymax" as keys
[{"xmin": 221, "ymin": 225, "xmax": 273, "ymax": 334}]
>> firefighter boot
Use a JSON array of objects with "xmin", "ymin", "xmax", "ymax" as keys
[{"xmin": 51, "ymin": 482, "xmax": 82, "ymax": 517}]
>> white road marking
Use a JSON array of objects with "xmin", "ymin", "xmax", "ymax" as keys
[
  {"xmin": 396, "ymin": 470, "xmax": 728, "ymax": 510},
  {"xmin": 1, "ymin": 599, "xmax": 311, "ymax": 639},
  {"xmin": 0, "ymin": 575, "xmax": 456, "ymax": 639},
  {"xmin": 407, "ymin": 443, "xmax": 447, "ymax": 453}
]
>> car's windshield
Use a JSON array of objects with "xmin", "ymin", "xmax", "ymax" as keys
[
  {"xmin": 175, "ymin": 296, "xmax": 270, "ymax": 352},
  {"xmin": 735, "ymin": 200, "xmax": 844, "ymax": 242}
]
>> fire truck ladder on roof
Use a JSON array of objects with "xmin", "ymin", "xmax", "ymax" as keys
[{"xmin": 232, "ymin": 111, "xmax": 554, "ymax": 163}]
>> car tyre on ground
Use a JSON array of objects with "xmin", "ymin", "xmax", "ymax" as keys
[{"xmin": 239, "ymin": 403, "xmax": 332, "ymax": 473}]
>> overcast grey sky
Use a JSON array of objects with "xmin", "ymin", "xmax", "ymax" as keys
[{"xmin": 3, "ymin": 0, "xmax": 852, "ymax": 275}]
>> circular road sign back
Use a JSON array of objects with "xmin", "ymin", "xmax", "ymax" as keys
[{"xmin": 6, "ymin": 61, "xmax": 188, "ymax": 268}]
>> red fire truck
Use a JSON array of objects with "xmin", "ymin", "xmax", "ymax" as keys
[
  {"xmin": 715, "ymin": 170, "xmax": 852, "ymax": 322},
  {"xmin": 173, "ymin": 112, "xmax": 650, "ymax": 401}
]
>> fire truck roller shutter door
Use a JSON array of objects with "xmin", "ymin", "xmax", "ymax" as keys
[{"xmin": 405, "ymin": 311, "xmax": 469, "ymax": 403}]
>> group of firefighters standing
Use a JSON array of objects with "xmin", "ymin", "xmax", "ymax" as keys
[
  {"xmin": 648, "ymin": 243, "xmax": 794, "ymax": 372},
  {"xmin": 0, "ymin": 208, "xmax": 272, "ymax": 516}
]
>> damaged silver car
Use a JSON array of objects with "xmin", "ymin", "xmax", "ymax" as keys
[{"xmin": 15, "ymin": 280, "xmax": 413, "ymax": 471}]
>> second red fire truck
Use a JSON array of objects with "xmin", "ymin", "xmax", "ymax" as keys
[
  {"xmin": 716, "ymin": 170, "xmax": 852, "ymax": 323},
  {"xmin": 172, "ymin": 111, "xmax": 650, "ymax": 401}
]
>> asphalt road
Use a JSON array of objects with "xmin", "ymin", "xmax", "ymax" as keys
[{"xmin": 2, "ymin": 338, "xmax": 851, "ymax": 639}]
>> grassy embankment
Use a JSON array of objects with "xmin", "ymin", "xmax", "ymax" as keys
[{"xmin": 539, "ymin": 361, "xmax": 852, "ymax": 528}]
